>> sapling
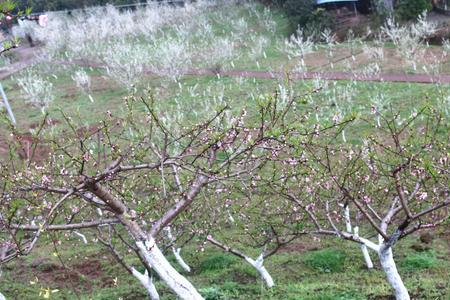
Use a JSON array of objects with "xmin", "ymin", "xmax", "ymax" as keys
[
  {"xmin": 275, "ymin": 109, "xmax": 449, "ymax": 300},
  {"xmin": 17, "ymin": 70, "xmax": 54, "ymax": 113},
  {"xmin": 381, "ymin": 13, "xmax": 436, "ymax": 72},
  {"xmin": 72, "ymin": 69, "xmax": 93, "ymax": 102},
  {"xmin": 284, "ymin": 28, "xmax": 315, "ymax": 72}
]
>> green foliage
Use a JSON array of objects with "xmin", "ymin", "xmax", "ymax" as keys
[
  {"xmin": 305, "ymin": 248, "xmax": 346, "ymax": 273},
  {"xmin": 303, "ymin": 8, "xmax": 334, "ymax": 37},
  {"xmin": 302, "ymin": 291, "xmax": 365, "ymax": 300},
  {"xmin": 400, "ymin": 251, "xmax": 437, "ymax": 271},
  {"xmin": 278, "ymin": 0, "xmax": 316, "ymax": 26},
  {"xmin": 199, "ymin": 286, "xmax": 226, "ymax": 300},
  {"xmin": 200, "ymin": 254, "xmax": 236, "ymax": 272},
  {"xmin": 16, "ymin": 0, "xmax": 145, "ymax": 12},
  {"xmin": 270, "ymin": 0, "xmax": 333, "ymax": 35},
  {"xmin": 396, "ymin": 0, "xmax": 432, "ymax": 21}
]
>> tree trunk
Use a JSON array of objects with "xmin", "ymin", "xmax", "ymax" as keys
[
  {"xmin": 136, "ymin": 239, "xmax": 204, "ymax": 300},
  {"xmin": 132, "ymin": 268, "xmax": 160, "ymax": 300},
  {"xmin": 73, "ymin": 231, "xmax": 88, "ymax": 244},
  {"xmin": 86, "ymin": 182, "xmax": 203, "ymax": 300},
  {"xmin": 353, "ymin": 227, "xmax": 374, "ymax": 269},
  {"xmin": 173, "ymin": 248, "xmax": 191, "ymax": 273},
  {"xmin": 379, "ymin": 246, "xmax": 410, "ymax": 300},
  {"xmin": 361, "ymin": 244, "xmax": 374, "ymax": 269},
  {"xmin": 0, "ymin": 292, "xmax": 6, "ymax": 300},
  {"xmin": 245, "ymin": 255, "xmax": 274, "ymax": 288}
]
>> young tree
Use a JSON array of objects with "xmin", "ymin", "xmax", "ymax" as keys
[{"xmin": 272, "ymin": 108, "xmax": 449, "ymax": 300}]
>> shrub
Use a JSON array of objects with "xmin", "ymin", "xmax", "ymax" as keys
[
  {"xmin": 279, "ymin": 0, "xmax": 316, "ymax": 26},
  {"xmin": 199, "ymin": 287, "xmax": 226, "ymax": 300},
  {"xmin": 17, "ymin": 70, "xmax": 54, "ymax": 112},
  {"xmin": 401, "ymin": 251, "xmax": 437, "ymax": 271},
  {"xmin": 396, "ymin": 0, "xmax": 432, "ymax": 21},
  {"xmin": 275, "ymin": 0, "xmax": 334, "ymax": 38},
  {"xmin": 200, "ymin": 254, "xmax": 236, "ymax": 272},
  {"xmin": 305, "ymin": 248, "xmax": 346, "ymax": 273},
  {"xmin": 303, "ymin": 8, "xmax": 334, "ymax": 38},
  {"xmin": 306, "ymin": 291, "xmax": 364, "ymax": 300}
]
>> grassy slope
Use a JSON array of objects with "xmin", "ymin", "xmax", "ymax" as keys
[{"xmin": 2, "ymin": 230, "xmax": 449, "ymax": 299}]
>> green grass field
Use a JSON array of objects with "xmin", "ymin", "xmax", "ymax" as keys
[{"xmin": 2, "ymin": 229, "xmax": 449, "ymax": 299}]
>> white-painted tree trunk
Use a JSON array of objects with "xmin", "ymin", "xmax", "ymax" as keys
[
  {"xmin": 353, "ymin": 227, "xmax": 373, "ymax": 269},
  {"xmin": 342, "ymin": 202, "xmax": 374, "ymax": 269},
  {"xmin": 97, "ymin": 208, "xmax": 103, "ymax": 216},
  {"xmin": 172, "ymin": 248, "xmax": 191, "ymax": 273},
  {"xmin": 165, "ymin": 227, "xmax": 191, "ymax": 273},
  {"xmin": 136, "ymin": 239, "xmax": 204, "ymax": 300},
  {"xmin": 227, "ymin": 210, "xmax": 235, "ymax": 224},
  {"xmin": 132, "ymin": 268, "xmax": 160, "ymax": 300},
  {"xmin": 245, "ymin": 254, "xmax": 274, "ymax": 288},
  {"xmin": 344, "ymin": 206, "xmax": 352, "ymax": 233},
  {"xmin": 73, "ymin": 231, "xmax": 88, "ymax": 244},
  {"xmin": 361, "ymin": 245, "xmax": 374, "ymax": 269},
  {"xmin": 0, "ymin": 292, "xmax": 6, "ymax": 300},
  {"xmin": 379, "ymin": 246, "xmax": 410, "ymax": 300}
]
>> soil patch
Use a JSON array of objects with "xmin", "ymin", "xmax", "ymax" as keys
[
  {"xmin": 22, "ymin": 258, "xmax": 110, "ymax": 292},
  {"xmin": 13, "ymin": 133, "xmax": 51, "ymax": 163},
  {"xmin": 279, "ymin": 241, "xmax": 320, "ymax": 253}
]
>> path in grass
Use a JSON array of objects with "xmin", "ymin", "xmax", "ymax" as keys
[
  {"xmin": 0, "ymin": 46, "xmax": 44, "ymax": 80},
  {"xmin": 2, "ymin": 46, "xmax": 450, "ymax": 84},
  {"xmin": 4, "ymin": 60, "xmax": 450, "ymax": 85},
  {"xmin": 188, "ymin": 69, "xmax": 450, "ymax": 84}
]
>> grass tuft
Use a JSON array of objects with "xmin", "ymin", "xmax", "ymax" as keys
[
  {"xmin": 304, "ymin": 248, "xmax": 346, "ymax": 273},
  {"xmin": 200, "ymin": 254, "xmax": 236, "ymax": 272},
  {"xmin": 400, "ymin": 251, "xmax": 437, "ymax": 271}
]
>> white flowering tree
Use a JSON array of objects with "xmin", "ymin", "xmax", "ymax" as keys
[{"xmin": 16, "ymin": 70, "xmax": 54, "ymax": 113}]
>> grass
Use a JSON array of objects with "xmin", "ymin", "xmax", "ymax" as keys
[
  {"xmin": 400, "ymin": 251, "xmax": 437, "ymax": 271},
  {"xmin": 3, "ymin": 62, "xmax": 447, "ymax": 141},
  {"xmin": 1, "ymin": 232, "xmax": 449, "ymax": 299},
  {"xmin": 304, "ymin": 248, "xmax": 346, "ymax": 273}
]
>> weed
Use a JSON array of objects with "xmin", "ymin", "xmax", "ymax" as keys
[
  {"xmin": 400, "ymin": 251, "xmax": 437, "ymax": 271},
  {"xmin": 199, "ymin": 286, "xmax": 226, "ymax": 300},
  {"xmin": 200, "ymin": 254, "xmax": 236, "ymax": 272},
  {"xmin": 304, "ymin": 248, "xmax": 346, "ymax": 273}
]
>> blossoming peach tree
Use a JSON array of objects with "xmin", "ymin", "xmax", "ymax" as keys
[
  {"xmin": 269, "ymin": 106, "xmax": 449, "ymax": 300},
  {"xmin": 0, "ymin": 87, "xmax": 320, "ymax": 299}
]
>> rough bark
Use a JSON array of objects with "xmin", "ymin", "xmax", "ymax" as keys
[
  {"xmin": 379, "ymin": 245, "xmax": 410, "ymax": 300},
  {"xmin": 173, "ymin": 248, "xmax": 191, "ymax": 273},
  {"xmin": 132, "ymin": 268, "xmax": 160, "ymax": 300},
  {"xmin": 245, "ymin": 255, "xmax": 275, "ymax": 288},
  {"xmin": 353, "ymin": 227, "xmax": 374, "ymax": 269},
  {"xmin": 87, "ymin": 182, "xmax": 204, "ymax": 300},
  {"xmin": 136, "ymin": 240, "xmax": 204, "ymax": 300}
]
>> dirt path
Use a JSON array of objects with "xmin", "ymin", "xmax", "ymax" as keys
[
  {"xmin": 2, "ymin": 45, "xmax": 450, "ymax": 84},
  {"xmin": 187, "ymin": 69, "xmax": 450, "ymax": 84},
  {"xmin": 0, "ymin": 45, "xmax": 44, "ymax": 80}
]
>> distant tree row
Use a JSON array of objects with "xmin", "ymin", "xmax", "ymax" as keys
[{"xmin": 16, "ymin": 0, "xmax": 148, "ymax": 13}]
